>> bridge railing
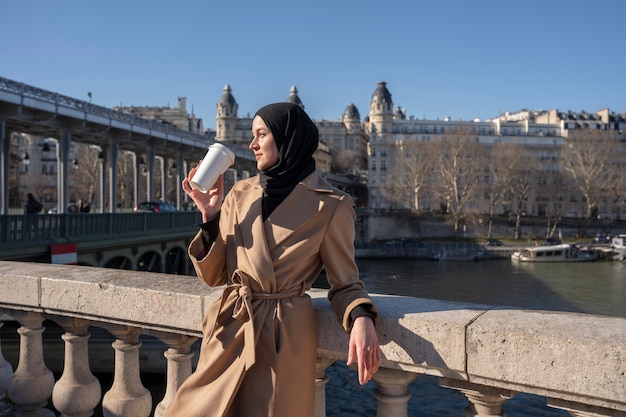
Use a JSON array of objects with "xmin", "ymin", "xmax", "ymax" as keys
[
  {"xmin": 0, "ymin": 212, "xmax": 202, "ymax": 245},
  {"xmin": 0, "ymin": 261, "xmax": 624, "ymax": 417}
]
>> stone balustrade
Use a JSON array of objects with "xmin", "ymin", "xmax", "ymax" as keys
[{"xmin": 0, "ymin": 260, "xmax": 625, "ymax": 417}]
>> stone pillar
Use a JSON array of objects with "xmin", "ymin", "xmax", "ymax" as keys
[
  {"xmin": 440, "ymin": 378, "xmax": 514, "ymax": 417},
  {"xmin": 314, "ymin": 357, "xmax": 335, "ymax": 417},
  {"xmin": 7, "ymin": 311, "xmax": 55, "ymax": 417},
  {"xmin": 0, "ymin": 320, "xmax": 15, "ymax": 415},
  {"xmin": 153, "ymin": 333, "xmax": 198, "ymax": 417},
  {"xmin": 102, "ymin": 326, "xmax": 151, "ymax": 417},
  {"xmin": 52, "ymin": 317, "xmax": 101, "ymax": 417},
  {"xmin": 372, "ymin": 368, "xmax": 419, "ymax": 417}
]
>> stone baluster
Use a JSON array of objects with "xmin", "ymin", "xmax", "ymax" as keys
[
  {"xmin": 440, "ymin": 378, "xmax": 514, "ymax": 417},
  {"xmin": 51, "ymin": 317, "xmax": 101, "ymax": 417},
  {"xmin": 151, "ymin": 332, "xmax": 198, "ymax": 417},
  {"xmin": 7, "ymin": 311, "xmax": 55, "ymax": 417},
  {"xmin": 371, "ymin": 368, "xmax": 419, "ymax": 417},
  {"xmin": 314, "ymin": 357, "xmax": 336, "ymax": 417},
  {"xmin": 102, "ymin": 326, "xmax": 151, "ymax": 417},
  {"xmin": 0, "ymin": 320, "xmax": 16, "ymax": 415}
]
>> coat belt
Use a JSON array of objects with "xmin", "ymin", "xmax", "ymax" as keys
[{"xmin": 218, "ymin": 269, "xmax": 305, "ymax": 371}]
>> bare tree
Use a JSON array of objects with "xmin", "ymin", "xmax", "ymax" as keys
[
  {"xmin": 384, "ymin": 139, "xmax": 434, "ymax": 211},
  {"xmin": 71, "ymin": 143, "xmax": 101, "ymax": 207},
  {"xmin": 541, "ymin": 168, "xmax": 570, "ymax": 239},
  {"xmin": 608, "ymin": 157, "xmax": 626, "ymax": 220},
  {"xmin": 489, "ymin": 143, "xmax": 539, "ymax": 239},
  {"xmin": 560, "ymin": 128, "xmax": 621, "ymax": 235},
  {"xmin": 427, "ymin": 128, "xmax": 484, "ymax": 235},
  {"xmin": 333, "ymin": 149, "xmax": 361, "ymax": 175},
  {"xmin": 117, "ymin": 152, "xmax": 137, "ymax": 209},
  {"xmin": 482, "ymin": 146, "xmax": 510, "ymax": 238}
]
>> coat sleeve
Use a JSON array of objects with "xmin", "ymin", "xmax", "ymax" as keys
[
  {"xmin": 319, "ymin": 194, "xmax": 378, "ymax": 333},
  {"xmin": 188, "ymin": 192, "xmax": 234, "ymax": 287}
]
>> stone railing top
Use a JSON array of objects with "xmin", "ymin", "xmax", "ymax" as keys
[{"xmin": 0, "ymin": 260, "xmax": 624, "ymax": 413}]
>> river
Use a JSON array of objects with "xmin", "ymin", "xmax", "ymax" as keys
[{"xmin": 314, "ymin": 258, "xmax": 626, "ymax": 416}]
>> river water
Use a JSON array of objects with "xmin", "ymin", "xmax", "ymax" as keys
[{"xmin": 315, "ymin": 258, "xmax": 626, "ymax": 417}]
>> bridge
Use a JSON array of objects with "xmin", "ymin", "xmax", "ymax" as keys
[{"xmin": 0, "ymin": 76, "xmax": 256, "ymax": 215}]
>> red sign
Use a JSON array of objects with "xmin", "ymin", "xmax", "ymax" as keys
[{"xmin": 51, "ymin": 243, "xmax": 77, "ymax": 265}]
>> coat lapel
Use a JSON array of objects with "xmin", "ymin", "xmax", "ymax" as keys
[
  {"xmin": 231, "ymin": 180, "xmax": 275, "ymax": 283},
  {"xmin": 265, "ymin": 174, "xmax": 334, "ymax": 250}
]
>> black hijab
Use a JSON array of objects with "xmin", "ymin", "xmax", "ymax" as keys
[{"xmin": 254, "ymin": 102, "xmax": 318, "ymax": 219}]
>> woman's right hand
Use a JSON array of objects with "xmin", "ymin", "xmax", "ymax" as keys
[{"xmin": 182, "ymin": 161, "xmax": 224, "ymax": 222}]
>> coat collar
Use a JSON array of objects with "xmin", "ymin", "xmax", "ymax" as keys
[{"xmin": 230, "ymin": 173, "xmax": 334, "ymax": 280}]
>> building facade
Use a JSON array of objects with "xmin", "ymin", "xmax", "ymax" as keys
[
  {"xmin": 214, "ymin": 81, "xmax": 626, "ymax": 220},
  {"xmin": 114, "ymin": 96, "xmax": 208, "ymax": 136}
]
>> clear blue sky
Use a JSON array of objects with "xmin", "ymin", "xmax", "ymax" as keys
[{"xmin": 2, "ymin": 0, "xmax": 624, "ymax": 130}]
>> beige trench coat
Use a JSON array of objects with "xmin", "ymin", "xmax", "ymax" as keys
[{"xmin": 163, "ymin": 173, "xmax": 376, "ymax": 417}]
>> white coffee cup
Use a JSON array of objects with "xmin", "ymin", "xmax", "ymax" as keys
[{"xmin": 190, "ymin": 143, "xmax": 236, "ymax": 193}]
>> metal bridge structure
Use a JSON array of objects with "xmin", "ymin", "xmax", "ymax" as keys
[{"xmin": 0, "ymin": 76, "xmax": 255, "ymax": 215}]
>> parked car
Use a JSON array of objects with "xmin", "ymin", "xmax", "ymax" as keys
[
  {"xmin": 133, "ymin": 201, "xmax": 177, "ymax": 213},
  {"xmin": 485, "ymin": 238, "xmax": 504, "ymax": 246},
  {"xmin": 593, "ymin": 234, "xmax": 611, "ymax": 244},
  {"xmin": 48, "ymin": 204, "xmax": 78, "ymax": 214}
]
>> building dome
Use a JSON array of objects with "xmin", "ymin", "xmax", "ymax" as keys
[
  {"xmin": 371, "ymin": 81, "xmax": 392, "ymax": 104},
  {"xmin": 218, "ymin": 84, "xmax": 237, "ymax": 107},
  {"xmin": 342, "ymin": 103, "xmax": 361, "ymax": 121},
  {"xmin": 286, "ymin": 86, "xmax": 304, "ymax": 109}
]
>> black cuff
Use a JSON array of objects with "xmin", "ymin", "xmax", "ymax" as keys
[
  {"xmin": 350, "ymin": 305, "xmax": 376, "ymax": 326},
  {"xmin": 198, "ymin": 212, "xmax": 220, "ymax": 248}
]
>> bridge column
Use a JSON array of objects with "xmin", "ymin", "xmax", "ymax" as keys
[
  {"xmin": 108, "ymin": 138, "xmax": 119, "ymax": 213},
  {"xmin": 146, "ymin": 146, "xmax": 155, "ymax": 202},
  {"xmin": 175, "ymin": 152, "xmax": 184, "ymax": 210},
  {"xmin": 372, "ymin": 368, "xmax": 419, "ymax": 417},
  {"xmin": 0, "ymin": 117, "xmax": 8, "ymax": 215},
  {"xmin": 98, "ymin": 145, "xmax": 108, "ymax": 214},
  {"xmin": 440, "ymin": 378, "xmax": 514, "ymax": 417},
  {"xmin": 102, "ymin": 325, "xmax": 151, "ymax": 417},
  {"xmin": 128, "ymin": 151, "xmax": 139, "ymax": 209},
  {"xmin": 155, "ymin": 155, "xmax": 165, "ymax": 201},
  {"xmin": 314, "ymin": 357, "xmax": 335, "ymax": 417},
  {"xmin": 57, "ymin": 129, "xmax": 71, "ymax": 214},
  {"xmin": 51, "ymin": 317, "xmax": 101, "ymax": 417},
  {"xmin": 152, "ymin": 332, "xmax": 198, "ymax": 417},
  {"xmin": 7, "ymin": 311, "xmax": 55, "ymax": 417}
]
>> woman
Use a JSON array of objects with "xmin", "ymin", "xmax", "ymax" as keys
[{"xmin": 164, "ymin": 102, "xmax": 380, "ymax": 417}]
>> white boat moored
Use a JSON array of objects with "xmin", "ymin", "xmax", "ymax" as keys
[{"xmin": 511, "ymin": 243, "xmax": 597, "ymax": 262}]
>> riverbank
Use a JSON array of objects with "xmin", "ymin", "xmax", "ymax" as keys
[{"xmin": 355, "ymin": 239, "xmax": 619, "ymax": 261}]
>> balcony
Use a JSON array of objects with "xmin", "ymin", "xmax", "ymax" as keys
[{"xmin": 0, "ymin": 260, "xmax": 625, "ymax": 417}]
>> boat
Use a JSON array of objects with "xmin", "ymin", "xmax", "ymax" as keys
[
  {"xmin": 611, "ymin": 234, "xmax": 626, "ymax": 261},
  {"xmin": 510, "ymin": 243, "xmax": 597, "ymax": 262}
]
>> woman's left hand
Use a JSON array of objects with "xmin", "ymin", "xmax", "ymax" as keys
[{"xmin": 347, "ymin": 316, "xmax": 380, "ymax": 385}]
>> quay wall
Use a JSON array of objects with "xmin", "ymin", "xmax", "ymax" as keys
[{"xmin": 357, "ymin": 210, "xmax": 626, "ymax": 244}]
